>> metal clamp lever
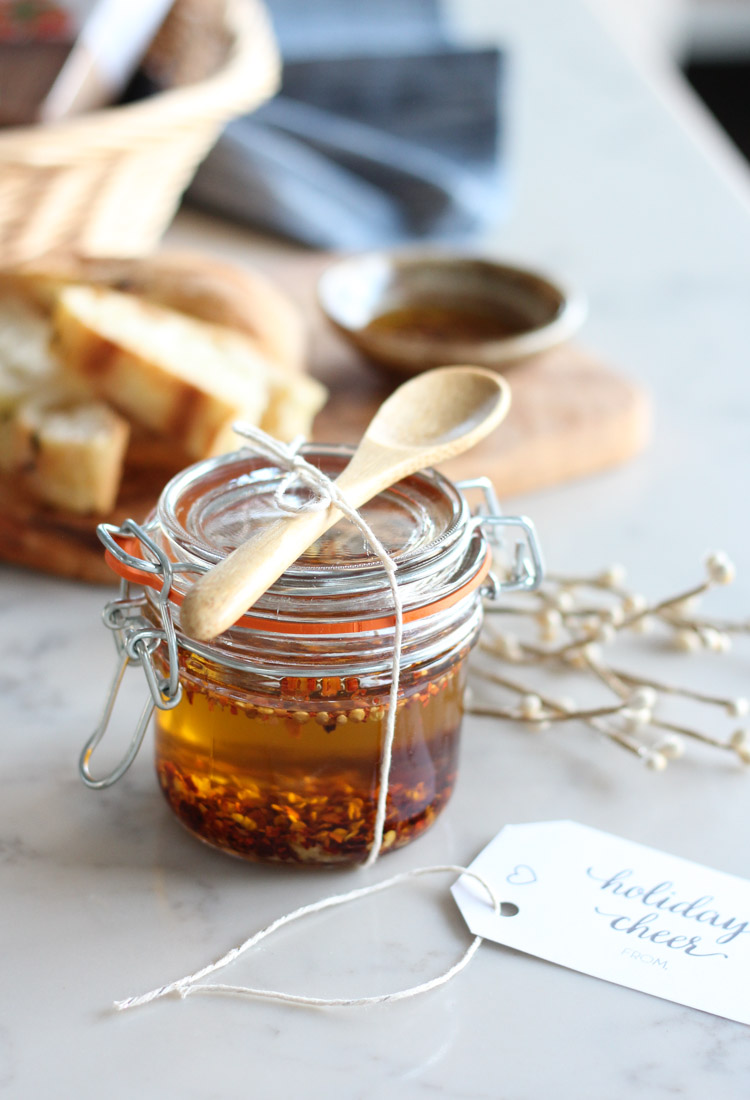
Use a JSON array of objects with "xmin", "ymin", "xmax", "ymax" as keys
[
  {"xmin": 79, "ymin": 647, "xmax": 156, "ymax": 790},
  {"xmin": 79, "ymin": 518, "xmax": 192, "ymax": 789},
  {"xmin": 480, "ymin": 514, "xmax": 544, "ymax": 595},
  {"xmin": 456, "ymin": 477, "xmax": 544, "ymax": 595}
]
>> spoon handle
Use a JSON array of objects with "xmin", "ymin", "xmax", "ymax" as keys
[
  {"xmin": 180, "ymin": 437, "xmax": 400, "ymax": 641},
  {"xmin": 180, "ymin": 505, "xmax": 341, "ymax": 641}
]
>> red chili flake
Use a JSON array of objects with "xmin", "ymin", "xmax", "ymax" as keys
[
  {"xmin": 281, "ymin": 677, "xmax": 305, "ymax": 697},
  {"xmin": 321, "ymin": 677, "xmax": 342, "ymax": 697}
]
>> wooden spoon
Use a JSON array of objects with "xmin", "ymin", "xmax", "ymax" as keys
[{"xmin": 180, "ymin": 365, "xmax": 511, "ymax": 641}]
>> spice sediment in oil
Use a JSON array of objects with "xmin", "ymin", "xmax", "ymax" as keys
[{"xmin": 155, "ymin": 654, "xmax": 467, "ymax": 865}]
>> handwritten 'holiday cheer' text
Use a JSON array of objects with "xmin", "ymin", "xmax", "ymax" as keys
[{"xmin": 586, "ymin": 867, "xmax": 750, "ymax": 958}]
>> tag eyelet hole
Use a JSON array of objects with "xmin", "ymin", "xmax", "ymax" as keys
[{"xmin": 500, "ymin": 902, "xmax": 520, "ymax": 917}]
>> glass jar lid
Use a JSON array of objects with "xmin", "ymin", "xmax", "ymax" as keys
[{"xmin": 142, "ymin": 444, "xmax": 489, "ymax": 631}]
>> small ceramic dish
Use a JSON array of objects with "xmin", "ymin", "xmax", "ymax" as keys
[{"xmin": 318, "ymin": 252, "xmax": 586, "ymax": 376}]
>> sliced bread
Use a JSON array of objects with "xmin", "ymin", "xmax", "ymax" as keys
[
  {"xmin": 0, "ymin": 294, "xmax": 71, "ymax": 471},
  {"xmin": 52, "ymin": 285, "xmax": 272, "ymax": 459},
  {"xmin": 52, "ymin": 284, "xmax": 326, "ymax": 458},
  {"xmin": 1, "ymin": 251, "xmax": 306, "ymax": 371},
  {"xmin": 13, "ymin": 391, "xmax": 130, "ymax": 514}
]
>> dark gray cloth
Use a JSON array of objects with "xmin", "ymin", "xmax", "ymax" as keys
[
  {"xmin": 186, "ymin": 0, "xmax": 505, "ymax": 248},
  {"xmin": 262, "ymin": 0, "xmax": 445, "ymax": 59}
]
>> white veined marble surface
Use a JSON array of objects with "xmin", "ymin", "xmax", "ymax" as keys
[{"xmin": 3, "ymin": 0, "xmax": 750, "ymax": 1096}]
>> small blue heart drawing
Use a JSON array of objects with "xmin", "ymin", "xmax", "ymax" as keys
[{"xmin": 506, "ymin": 864, "xmax": 538, "ymax": 886}]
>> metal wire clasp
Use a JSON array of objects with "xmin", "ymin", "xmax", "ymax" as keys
[
  {"xmin": 457, "ymin": 477, "xmax": 544, "ymax": 598},
  {"xmin": 79, "ymin": 519, "xmax": 200, "ymax": 790}
]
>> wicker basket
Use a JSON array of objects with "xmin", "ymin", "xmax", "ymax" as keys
[{"xmin": 0, "ymin": 0, "xmax": 280, "ymax": 264}]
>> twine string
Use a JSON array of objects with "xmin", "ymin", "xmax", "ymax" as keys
[
  {"xmin": 115, "ymin": 865, "xmax": 497, "ymax": 1011},
  {"xmin": 115, "ymin": 429, "xmax": 497, "ymax": 1013},
  {"xmin": 229, "ymin": 426, "xmax": 402, "ymax": 867}
]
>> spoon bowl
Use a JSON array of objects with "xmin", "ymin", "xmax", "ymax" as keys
[
  {"xmin": 366, "ymin": 364, "xmax": 510, "ymax": 452},
  {"xmin": 180, "ymin": 365, "xmax": 510, "ymax": 641}
]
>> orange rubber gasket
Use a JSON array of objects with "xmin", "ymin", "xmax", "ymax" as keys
[{"xmin": 104, "ymin": 536, "xmax": 492, "ymax": 636}]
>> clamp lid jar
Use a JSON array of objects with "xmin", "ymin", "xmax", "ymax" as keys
[{"xmin": 82, "ymin": 444, "xmax": 542, "ymax": 865}]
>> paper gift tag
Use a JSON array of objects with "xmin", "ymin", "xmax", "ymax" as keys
[{"xmin": 452, "ymin": 821, "xmax": 750, "ymax": 1025}]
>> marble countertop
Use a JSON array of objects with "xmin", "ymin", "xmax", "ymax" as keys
[{"xmin": 4, "ymin": 1, "xmax": 750, "ymax": 1097}]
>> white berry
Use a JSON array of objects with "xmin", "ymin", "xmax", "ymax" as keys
[
  {"xmin": 700, "ymin": 627, "xmax": 722, "ymax": 652},
  {"xmin": 730, "ymin": 730, "xmax": 750, "ymax": 764},
  {"xmin": 671, "ymin": 596, "xmax": 699, "ymax": 616},
  {"xmin": 582, "ymin": 615, "xmax": 602, "ymax": 638},
  {"xmin": 519, "ymin": 694, "xmax": 543, "ymax": 719},
  {"xmin": 656, "ymin": 735, "xmax": 685, "ymax": 760},
  {"xmin": 599, "ymin": 564, "xmax": 627, "ymax": 588},
  {"xmin": 497, "ymin": 634, "xmax": 523, "ymax": 661},
  {"xmin": 529, "ymin": 719, "xmax": 551, "ymax": 732},
  {"xmin": 622, "ymin": 593, "xmax": 647, "ymax": 615},
  {"xmin": 555, "ymin": 696, "xmax": 577, "ymax": 713},
  {"xmin": 620, "ymin": 706, "xmax": 652, "ymax": 733},
  {"xmin": 729, "ymin": 728, "xmax": 749, "ymax": 749},
  {"xmin": 604, "ymin": 605, "xmax": 625, "ymax": 627},
  {"xmin": 537, "ymin": 608, "xmax": 562, "ymax": 642},
  {"xmin": 553, "ymin": 590, "xmax": 575, "ymax": 613},
  {"xmin": 674, "ymin": 628, "xmax": 700, "ymax": 653},
  {"xmin": 631, "ymin": 615, "xmax": 654, "ymax": 635},
  {"xmin": 537, "ymin": 607, "xmax": 562, "ymax": 628},
  {"xmin": 629, "ymin": 686, "xmax": 657, "ymax": 710},
  {"xmin": 705, "ymin": 551, "xmax": 736, "ymax": 586},
  {"xmin": 644, "ymin": 750, "xmax": 668, "ymax": 772}
]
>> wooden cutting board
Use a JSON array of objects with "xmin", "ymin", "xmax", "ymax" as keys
[
  {"xmin": 0, "ymin": 255, "xmax": 650, "ymax": 584},
  {"xmin": 0, "ymin": 431, "xmax": 189, "ymax": 583},
  {"xmin": 312, "ymin": 340, "xmax": 651, "ymax": 497}
]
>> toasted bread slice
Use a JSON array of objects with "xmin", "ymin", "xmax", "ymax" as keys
[
  {"xmin": 1, "ymin": 251, "xmax": 306, "ymax": 371},
  {"xmin": 52, "ymin": 284, "xmax": 326, "ymax": 458},
  {"xmin": 13, "ymin": 391, "xmax": 130, "ymax": 514},
  {"xmin": 197, "ymin": 337, "xmax": 327, "ymax": 453},
  {"xmin": 260, "ymin": 367, "xmax": 328, "ymax": 443},
  {"xmin": 0, "ymin": 370, "xmax": 29, "ymax": 472},
  {"xmin": 0, "ymin": 293, "xmax": 71, "ymax": 470},
  {"xmin": 52, "ymin": 285, "xmax": 274, "ymax": 459},
  {"xmin": 181, "ymin": 357, "xmax": 327, "ymax": 456},
  {"xmin": 0, "ymin": 294, "xmax": 60, "ymax": 412}
]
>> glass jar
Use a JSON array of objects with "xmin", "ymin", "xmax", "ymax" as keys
[{"xmin": 81, "ymin": 445, "xmax": 542, "ymax": 866}]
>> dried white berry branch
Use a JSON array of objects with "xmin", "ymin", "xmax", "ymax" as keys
[{"xmin": 467, "ymin": 552, "xmax": 748, "ymax": 770}]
